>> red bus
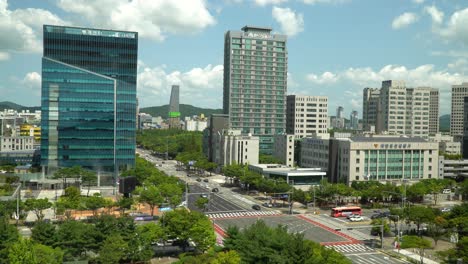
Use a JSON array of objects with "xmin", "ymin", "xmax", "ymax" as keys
[{"xmin": 331, "ymin": 206, "xmax": 362, "ymax": 217}]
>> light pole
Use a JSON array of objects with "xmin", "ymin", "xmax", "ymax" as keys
[{"xmin": 16, "ymin": 183, "xmax": 21, "ymax": 226}]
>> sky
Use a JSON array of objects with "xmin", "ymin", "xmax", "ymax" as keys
[{"xmin": 1, "ymin": 0, "xmax": 468, "ymax": 117}]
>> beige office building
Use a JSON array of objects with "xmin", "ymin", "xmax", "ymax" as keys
[
  {"xmin": 273, "ymin": 134, "xmax": 295, "ymax": 167},
  {"xmin": 286, "ymin": 95, "xmax": 328, "ymax": 138},
  {"xmin": 451, "ymin": 82, "xmax": 468, "ymax": 137},
  {"xmin": 363, "ymin": 80, "xmax": 439, "ymax": 138}
]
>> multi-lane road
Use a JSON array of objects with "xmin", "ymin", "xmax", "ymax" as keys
[{"xmin": 136, "ymin": 148, "xmax": 409, "ymax": 264}]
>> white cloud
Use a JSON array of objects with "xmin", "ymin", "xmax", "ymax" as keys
[
  {"xmin": 22, "ymin": 72, "xmax": 41, "ymax": 88},
  {"xmin": 448, "ymin": 58, "xmax": 468, "ymax": 74},
  {"xmin": 254, "ymin": 0, "xmax": 287, "ymax": 6},
  {"xmin": 437, "ymin": 8, "xmax": 468, "ymax": 45},
  {"xmin": 306, "ymin": 71, "xmax": 338, "ymax": 84},
  {"xmin": 137, "ymin": 64, "xmax": 223, "ymax": 108},
  {"xmin": 0, "ymin": 51, "xmax": 9, "ymax": 60},
  {"xmin": 0, "ymin": 0, "xmax": 68, "ymax": 55},
  {"xmin": 392, "ymin": 12, "xmax": 418, "ymax": 29},
  {"xmin": 272, "ymin": 6, "xmax": 304, "ymax": 36},
  {"xmin": 306, "ymin": 64, "xmax": 468, "ymax": 114},
  {"xmin": 57, "ymin": 0, "xmax": 216, "ymax": 42},
  {"xmin": 303, "ymin": 0, "xmax": 349, "ymax": 5},
  {"xmin": 424, "ymin": 5, "xmax": 444, "ymax": 24},
  {"xmin": 412, "ymin": 0, "xmax": 424, "ymax": 4}
]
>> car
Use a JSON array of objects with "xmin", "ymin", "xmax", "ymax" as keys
[
  {"xmin": 212, "ymin": 188, "xmax": 219, "ymax": 193},
  {"xmin": 440, "ymin": 207, "xmax": 451, "ymax": 213},
  {"xmin": 442, "ymin": 189, "xmax": 451, "ymax": 194},
  {"xmin": 346, "ymin": 214, "xmax": 360, "ymax": 219},
  {"xmin": 252, "ymin": 204, "xmax": 261, "ymax": 210},
  {"xmin": 203, "ymin": 179, "xmax": 209, "ymax": 183},
  {"xmin": 262, "ymin": 202, "xmax": 272, "ymax": 208},
  {"xmin": 200, "ymin": 193, "xmax": 208, "ymax": 198},
  {"xmin": 349, "ymin": 216, "xmax": 364, "ymax": 222},
  {"xmin": 196, "ymin": 178, "xmax": 202, "ymax": 182}
]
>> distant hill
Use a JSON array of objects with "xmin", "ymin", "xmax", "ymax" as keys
[
  {"xmin": 440, "ymin": 114, "xmax": 450, "ymax": 132},
  {"xmin": 0, "ymin": 101, "xmax": 40, "ymax": 112},
  {"xmin": 140, "ymin": 104, "xmax": 223, "ymax": 119}
]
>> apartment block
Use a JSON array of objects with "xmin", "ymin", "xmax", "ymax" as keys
[{"xmin": 451, "ymin": 83, "xmax": 468, "ymax": 136}]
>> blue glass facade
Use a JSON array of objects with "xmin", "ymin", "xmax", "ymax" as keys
[{"xmin": 41, "ymin": 25, "xmax": 137, "ymax": 175}]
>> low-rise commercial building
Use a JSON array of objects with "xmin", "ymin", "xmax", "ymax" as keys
[
  {"xmin": 273, "ymin": 134, "xmax": 295, "ymax": 167},
  {"xmin": 1, "ymin": 136, "xmax": 35, "ymax": 151},
  {"xmin": 438, "ymin": 156, "xmax": 468, "ymax": 180},
  {"xmin": 301, "ymin": 134, "xmax": 439, "ymax": 185},
  {"xmin": 213, "ymin": 129, "xmax": 259, "ymax": 166},
  {"xmin": 429, "ymin": 133, "xmax": 461, "ymax": 155},
  {"xmin": 249, "ymin": 164, "xmax": 326, "ymax": 190}
]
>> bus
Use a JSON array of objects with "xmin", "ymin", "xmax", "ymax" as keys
[{"xmin": 331, "ymin": 206, "xmax": 362, "ymax": 217}]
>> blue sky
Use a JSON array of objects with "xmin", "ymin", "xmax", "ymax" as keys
[{"xmin": 1, "ymin": 0, "xmax": 468, "ymax": 116}]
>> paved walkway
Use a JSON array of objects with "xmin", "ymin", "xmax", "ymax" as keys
[{"xmin": 394, "ymin": 249, "xmax": 439, "ymax": 264}]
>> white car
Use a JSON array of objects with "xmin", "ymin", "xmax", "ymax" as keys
[{"xmin": 349, "ymin": 216, "xmax": 364, "ymax": 222}]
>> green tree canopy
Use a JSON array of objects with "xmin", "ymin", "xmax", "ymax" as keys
[
  {"xmin": 24, "ymin": 198, "xmax": 52, "ymax": 221},
  {"xmin": 224, "ymin": 220, "xmax": 351, "ymax": 264}
]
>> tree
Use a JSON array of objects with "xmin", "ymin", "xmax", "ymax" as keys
[
  {"xmin": 53, "ymin": 166, "xmax": 84, "ymax": 189},
  {"xmin": 84, "ymin": 193, "xmax": 106, "ymax": 217},
  {"xmin": 439, "ymin": 236, "xmax": 468, "ymax": 264},
  {"xmin": 223, "ymin": 220, "xmax": 351, "ymax": 264},
  {"xmin": 421, "ymin": 179, "xmax": 453, "ymax": 205},
  {"xmin": 8, "ymin": 238, "xmax": 64, "ymax": 264},
  {"xmin": 136, "ymin": 222, "xmax": 164, "ymax": 245},
  {"xmin": 137, "ymin": 185, "xmax": 164, "ymax": 216},
  {"xmin": 406, "ymin": 206, "xmax": 435, "ymax": 235},
  {"xmin": 0, "ymin": 216, "xmax": 19, "ymax": 262},
  {"xmin": 117, "ymin": 197, "xmax": 134, "ymax": 216},
  {"xmin": 24, "ymin": 198, "xmax": 52, "ymax": 221},
  {"xmin": 98, "ymin": 233, "xmax": 128, "ymax": 264},
  {"xmin": 81, "ymin": 170, "xmax": 97, "ymax": 197},
  {"xmin": 400, "ymin": 235, "xmax": 432, "ymax": 264},
  {"xmin": 195, "ymin": 197, "xmax": 209, "ymax": 211},
  {"xmin": 428, "ymin": 216, "xmax": 448, "ymax": 246},
  {"xmin": 371, "ymin": 218, "xmax": 391, "ymax": 237},
  {"xmin": 161, "ymin": 208, "xmax": 216, "ymax": 252},
  {"xmin": 31, "ymin": 221, "xmax": 57, "ymax": 247},
  {"xmin": 55, "ymin": 220, "xmax": 96, "ymax": 259}
]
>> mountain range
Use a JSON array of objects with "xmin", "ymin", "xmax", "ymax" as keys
[{"xmin": 0, "ymin": 101, "xmax": 452, "ymax": 131}]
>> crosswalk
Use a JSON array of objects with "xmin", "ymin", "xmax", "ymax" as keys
[
  {"xmin": 325, "ymin": 244, "xmax": 375, "ymax": 254},
  {"xmin": 208, "ymin": 211, "xmax": 281, "ymax": 219}
]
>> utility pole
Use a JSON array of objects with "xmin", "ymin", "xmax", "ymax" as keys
[
  {"xmin": 313, "ymin": 186, "xmax": 316, "ymax": 214},
  {"xmin": 16, "ymin": 183, "xmax": 21, "ymax": 226}
]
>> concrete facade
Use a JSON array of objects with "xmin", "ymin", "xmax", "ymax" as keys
[
  {"xmin": 286, "ymin": 95, "xmax": 328, "ymax": 138},
  {"xmin": 438, "ymin": 156, "xmax": 468, "ymax": 179},
  {"xmin": 0, "ymin": 136, "xmax": 35, "ymax": 151},
  {"xmin": 302, "ymin": 135, "xmax": 439, "ymax": 185},
  {"xmin": 213, "ymin": 129, "xmax": 259, "ymax": 166},
  {"xmin": 363, "ymin": 81, "xmax": 439, "ymax": 138},
  {"xmin": 248, "ymin": 164, "xmax": 326, "ymax": 190},
  {"xmin": 273, "ymin": 134, "xmax": 295, "ymax": 167},
  {"xmin": 223, "ymin": 26, "xmax": 287, "ymax": 154},
  {"xmin": 451, "ymin": 83, "xmax": 468, "ymax": 136}
]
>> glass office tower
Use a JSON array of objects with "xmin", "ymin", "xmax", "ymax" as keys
[
  {"xmin": 41, "ymin": 25, "xmax": 138, "ymax": 177},
  {"xmin": 223, "ymin": 26, "xmax": 288, "ymax": 154}
]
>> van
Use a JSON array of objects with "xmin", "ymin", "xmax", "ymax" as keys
[{"xmin": 442, "ymin": 189, "xmax": 451, "ymax": 194}]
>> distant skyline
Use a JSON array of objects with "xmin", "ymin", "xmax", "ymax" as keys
[{"xmin": 1, "ymin": 0, "xmax": 468, "ymax": 116}]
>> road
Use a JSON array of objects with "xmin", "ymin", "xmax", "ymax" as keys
[
  {"xmin": 186, "ymin": 184, "xmax": 246, "ymax": 213},
  {"xmin": 136, "ymin": 148, "xmax": 409, "ymax": 264}
]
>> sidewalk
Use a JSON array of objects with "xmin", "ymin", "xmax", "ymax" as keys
[{"xmin": 394, "ymin": 249, "xmax": 439, "ymax": 264}]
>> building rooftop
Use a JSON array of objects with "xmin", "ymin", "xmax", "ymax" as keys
[
  {"xmin": 241, "ymin": 25, "xmax": 272, "ymax": 32},
  {"xmin": 348, "ymin": 136, "xmax": 428, "ymax": 143}
]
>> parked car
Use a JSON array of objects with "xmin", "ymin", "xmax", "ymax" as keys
[
  {"xmin": 252, "ymin": 204, "xmax": 261, "ymax": 210},
  {"xmin": 440, "ymin": 207, "xmax": 451, "ymax": 213},
  {"xmin": 442, "ymin": 189, "xmax": 451, "ymax": 194},
  {"xmin": 262, "ymin": 202, "xmax": 272, "ymax": 208},
  {"xmin": 196, "ymin": 178, "xmax": 202, "ymax": 182},
  {"xmin": 349, "ymin": 216, "xmax": 364, "ymax": 222},
  {"xmin": 200, "ymin": 193, "xmax": 208, "ymax": 198},
  {"xmin": 203, "ymin": 179, "xmax": 209, "ymax": 183},
  {"xmin": 212, "ymin": 188, "xmax": 219, "ymax": 193}
]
